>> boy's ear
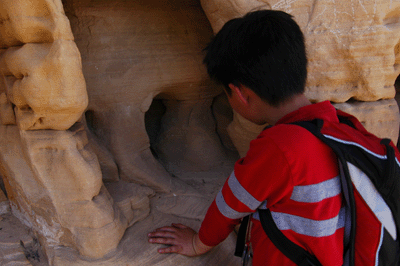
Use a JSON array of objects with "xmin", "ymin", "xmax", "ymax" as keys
[{"xmin": 228, "ymin": 83, "xmax": 249, "ymax": 105}]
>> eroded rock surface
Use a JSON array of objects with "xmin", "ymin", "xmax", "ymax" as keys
[
  {"xmin": 0, "ymin": 123, "xmax": 148, "ymax": 259},
  {"xmin": 334, "ymin": 99, "xmax": 400, "ymax": 142},
  {"xmin": 0, "ymin": 0, "xmax": 88, "ymax": 130},
  {"xmin": 0, "ymin": 213, "xmax": 38, "ymax": 266},
  {"xmin": 0, "ymin": 0, "xmax": 238, "ymax": 264},
  {"xmin": 1, "ymin": 0, "xmax": 400, "ymax": 265},
  {"xmin": 62, "ymin": 0, "xmax": 232, "ymax": 189},
  {"xmin": 0, "ymin": 0, "xmax": 148, "ymax": 261}
]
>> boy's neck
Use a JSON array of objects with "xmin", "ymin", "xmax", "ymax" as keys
[{"xmin": 264, "ymin": 94, "xmax": 311, "ymax": 125}]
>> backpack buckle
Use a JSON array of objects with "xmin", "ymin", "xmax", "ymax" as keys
[{"xmin": 241, "ymin": 243, "xmax": 252, "ymax": 266}]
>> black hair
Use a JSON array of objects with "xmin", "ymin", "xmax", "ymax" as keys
[{"xmin": 203, "ymin": 10, "xmax": 307, "ymax": 107}]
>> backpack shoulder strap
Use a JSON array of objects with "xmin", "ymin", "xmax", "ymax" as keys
[
  {"xmin": 258, "ymin": 208, "xmax": 322, "ymax": 266},
  {"xmin": 234, "ymin": 215, "xmax": 250, "ymax": 257},
  {"xmin": 293, "ymin": 119, "xmax": 356, "ymax": 266}
]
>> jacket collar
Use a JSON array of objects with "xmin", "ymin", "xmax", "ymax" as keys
[{"xmin": 275, "ymin": 101, "xmax": 339, "ymax": 125}]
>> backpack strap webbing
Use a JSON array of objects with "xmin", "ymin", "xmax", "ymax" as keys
[
  {"xmin": 234, "ymin": 215, "xmax": 250, "ymax": 257},
  {"xmin": 238, "ymin": 117, "xmax": 361, "ymax": 265},
  {"xmin": 257, "ymin": 118, "xmax": 357, "ymax": 266},
  {"xmin": 380, "ymin": 138, "xmax": 397, "ymax": 196},
  {"xmin": 293, "ymin": 118, "xmax": 356, "ymax": 266},
  {"xmin": 258, "ymin": 209, "xmax": 323, "ymax": 266}
]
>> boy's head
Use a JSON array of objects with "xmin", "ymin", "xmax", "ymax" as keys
[{"xmin": 203, "ymin": 10, "xmax": 307, "ymax": 107}]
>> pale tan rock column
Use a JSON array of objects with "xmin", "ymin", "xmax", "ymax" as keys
[{"xmin": 0, "ymin": 0, "xmax": 152, "ymax": 260}]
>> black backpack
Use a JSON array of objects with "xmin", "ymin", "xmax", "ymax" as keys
[{"xmin": 235, "ymin": 116, "xmax": 400, "ymax": 266}]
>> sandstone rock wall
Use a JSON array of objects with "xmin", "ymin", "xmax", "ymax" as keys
[
  {"xmin": 0, "ymin": 0, "xmax": 153, "ymax": 261},
  {"xmin": 0, "ymin": 0, "xmax": 87, "ymax": 130},
  {"xmin": 1, "ymin": 0, "xmax": 400, "ymax": 265},
  {"xmin": 62, "ymin": 0, "xmax": 232, "ymax": 188},
  {"xmin": 0, "ymin": 0, "xmax": 238, "ymax": 264}
]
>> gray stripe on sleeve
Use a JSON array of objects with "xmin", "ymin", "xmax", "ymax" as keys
[
  {"xmin": 290, "ymin": 176, "xmax": 341, "ymax": 203},
  {"xmin": 228, "ymin": 171, "xmax": 263, "ymax": 210},
  {"xmin": 270, "ymin": 207, "xmax": 345, "ymax": 237},
  {"xmin": 215, "ymin": 190, "xmax": 252, "ymax": 220}
]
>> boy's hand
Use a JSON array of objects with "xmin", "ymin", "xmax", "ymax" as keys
[{"xmin": 148, "ymin": 223, "xmax": 213, "ymax": 256}]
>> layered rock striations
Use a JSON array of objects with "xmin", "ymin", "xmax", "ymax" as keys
[
  {"xmin": 0, "ymin": 0, "xmax": 399, "ymax": 265},
  {"xmin": 0, "ymin": 0, "xmax": 152, "ymax": 261}
]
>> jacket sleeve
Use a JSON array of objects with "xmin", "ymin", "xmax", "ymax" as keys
[{"xmin": 198, "ymin": 133, "xmax": 294, "ymax": 246}]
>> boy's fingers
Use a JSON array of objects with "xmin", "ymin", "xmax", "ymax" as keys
[
  {"xmin": 158, "ymin": 245, "xmax": 183, "ymax": 254},
  {"xmin": 148, "ymin": 231, "xmax": 177, "ymax": 239},
  {"xmin": 149, "ymin": 227, "xmax": 178, "ymax": 235},
  {"xmin": 148, "ymin": 236, "xmax": 176, "ymax": 245},
  {"xmin": 152, "ymin": 226, "xmax": 177, "ymax": 232},
  {"xmin": 172, "ymin": 223, "xmax": 187, "ymax": 229}
]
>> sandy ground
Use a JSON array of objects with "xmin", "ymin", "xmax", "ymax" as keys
[{"xmin": 0, "ymin": 162, "xmax": 242, "ymax": 266}]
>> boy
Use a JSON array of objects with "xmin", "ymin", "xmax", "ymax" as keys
[{"xmin": 148, "ymin": 10, "xmax": 345, "ymax": 265}]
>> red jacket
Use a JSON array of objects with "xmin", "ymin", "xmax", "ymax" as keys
[
  {"xmin": 199, "ymin": 100, "xmax": 398, "ymax": 265},
  {"xmin": 199, "ymin": 101, "xmax": 345, "ymax": 265}
]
